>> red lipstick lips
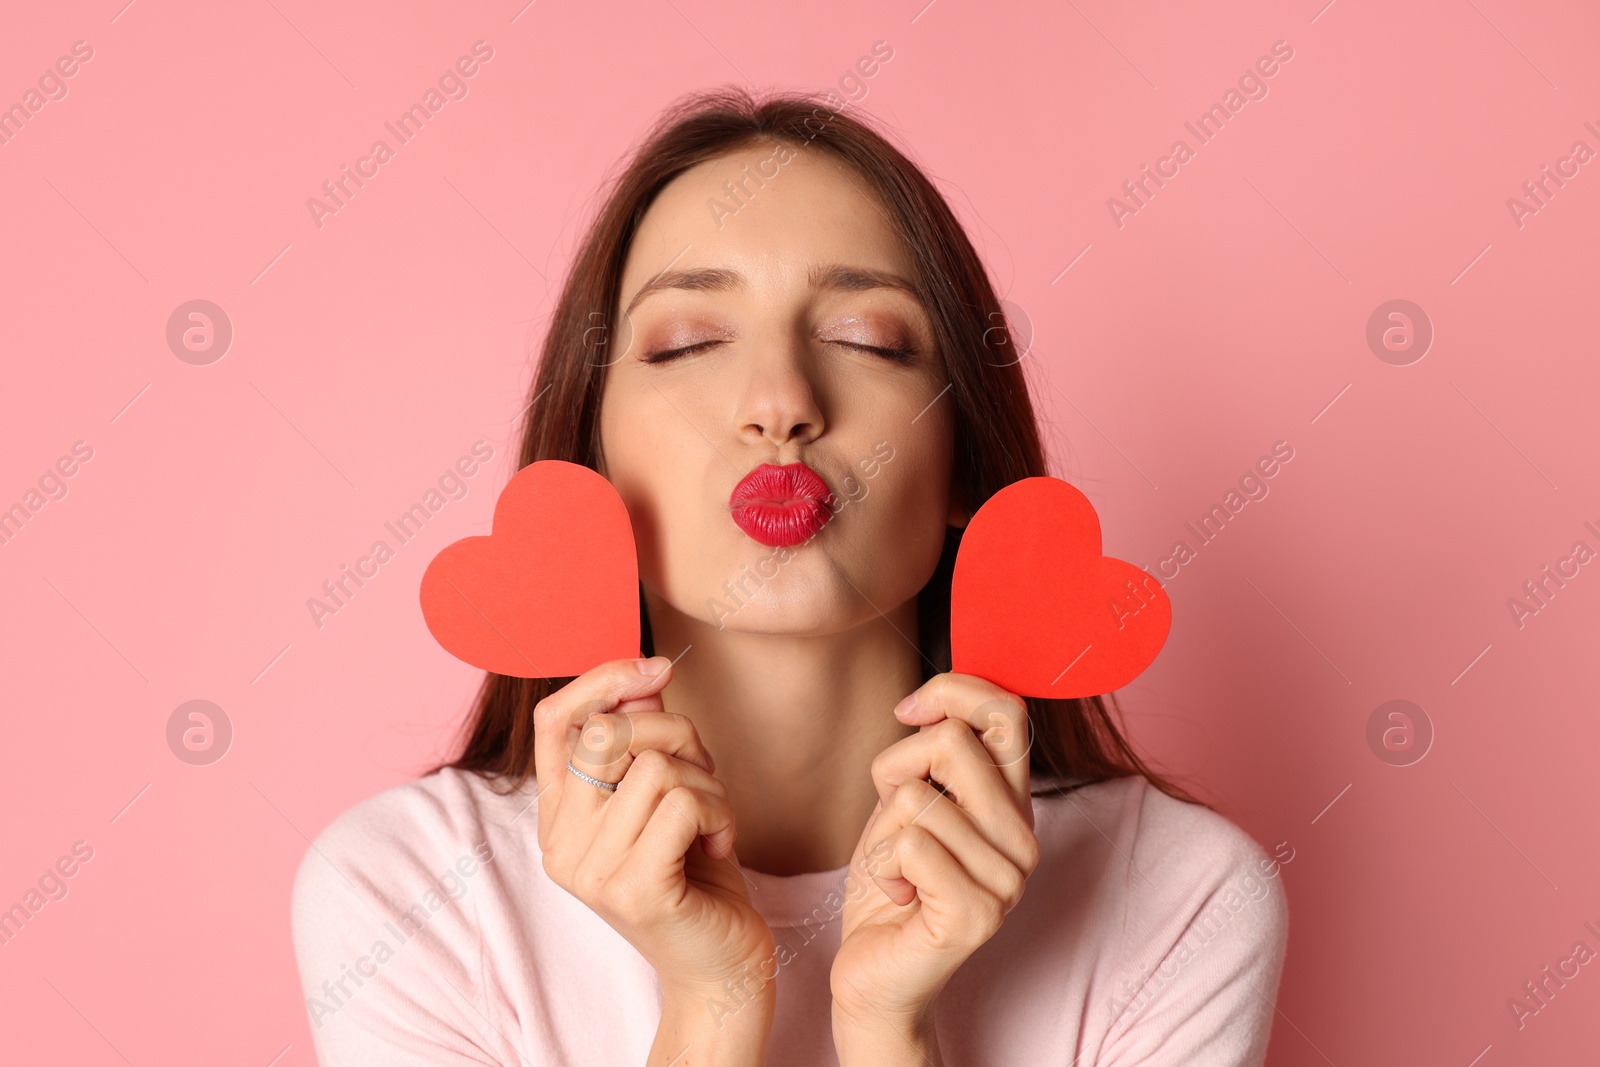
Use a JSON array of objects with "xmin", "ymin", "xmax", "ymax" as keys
[{"xmin": 729, "ymin": 462, "xmax": 835, "ymax": 547}]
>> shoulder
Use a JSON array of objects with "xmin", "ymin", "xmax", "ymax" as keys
[
  {"xmin": 1031, "ymin": 773, "xmax": 1290, "ymax": 930},
  {"xmin": 1031, "ymin": 774, "xmax": 1291, "ymax": 1063},
  {"xmin": 288, "ymin": 766, "xmax": 537, "ymax": 1057},
  {"xmin": 289, "ymin": 766, "xmax": 512, "ymax": 923}
]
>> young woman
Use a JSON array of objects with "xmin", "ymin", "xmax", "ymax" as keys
[{"xmin": 292, "ymin": 87, "xmax": 1289, "ymax": 1066}]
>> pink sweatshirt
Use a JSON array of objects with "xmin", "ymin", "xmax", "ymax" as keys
[{"xmin": 290, "ymin": 766, "xmax": 1289, "ymax": 1065}]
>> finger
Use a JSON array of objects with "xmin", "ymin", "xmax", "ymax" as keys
[
  {"xmin": 864, "ymin": 777, "xmax": 947, "ymax": 908},
  {"xmin": 893, "ymin": 673, "xmax": 1031, "ymax": 800},
  {"xmin": 631, "ymin": 784, "xmax": 740, "ymax": 877},
  {"xmin": 864, "ymin": 778, "xmax": 1030, "ymax": 908},
  {"xmin": 860, "ymin": 777, "xmax": 1020, "ymax": 902},
  {"xmin": 590, "ymin": 749, "xmax": 735, "ymax": 861},
  {"xmin": 571, "ymin": 709, "xmax": 715, "ymax": 779},
  {"xmin": 585, "ymin": 780, "xmax": 740, "ymax": 911},
  {"xmin": 534, "ymin": 656, "xmax": 674, "ymax": 841},
  {"xmin": 870, "ymin": 825, "xmax": 1004, "ymax": 950},
  {"xmin": 565, "ymin": 706, "xmax": 718, "ymax": 847},
  {"xmin": 871, "ymin": 716, "xmax": 1019, "ymax": 832},
  {"xmin": 536, "ymin": 657, "xmax": 676, "ymax": 780},
  {"xmin": 572, "ymin": 783, "xmax": 737, "ymax": 917}
]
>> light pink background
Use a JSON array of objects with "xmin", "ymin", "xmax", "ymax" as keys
[{"xmin": 3, "ymin": 0, "xmax": 1597, "ymax": 1063}]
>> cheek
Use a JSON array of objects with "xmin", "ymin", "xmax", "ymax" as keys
[
  {"xmin": 598, "ymin": 392, "xmax": 662, "ymax": 545},
  {"xmin": 600, "ymin": 397, "xmax": 724, "ymax": 595},
  {"xmin": 878, "ymin": 444, "xmax": 949, "ymax": 523},
  {"xmin": 837, "ymin": 429, "xmax": 953, "ymax": 567},
  {"xmin": 599, "ymin": 379, "xmax": 686, "ymax": 482},
  {"xmin": 611, "ymin": 465, "xmax": 711, "ymax": 606}
]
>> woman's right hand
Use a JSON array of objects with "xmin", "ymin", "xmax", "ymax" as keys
[{"xmin": 533, "ymin": 655, "xmax": 776, "ymax": 1011}]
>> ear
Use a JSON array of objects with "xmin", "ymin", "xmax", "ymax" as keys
[{"xmin": 947, "ymin": 477, "xmax": 972, "ymax": 530}]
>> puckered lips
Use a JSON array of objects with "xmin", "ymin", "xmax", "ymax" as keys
[{"xmin": 728, "ymin": 462, "xmax": 835, "ymax": 547}]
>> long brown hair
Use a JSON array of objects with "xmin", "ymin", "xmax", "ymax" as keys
[{"xmin": 433, "ymin": 86, "xmax": 1204, "ymax": 809}]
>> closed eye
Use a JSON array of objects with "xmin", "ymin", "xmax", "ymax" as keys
[
  {"xmin": 838, "ymin": 341, "xmax": 917, "ymax": 364},
  {"xmin": 641, "ymin": 340, "xmax": 916, "ymax": 365},
  {"xmin": 641, "ymin": 340, "xmax": 722, "ymax": 364}
]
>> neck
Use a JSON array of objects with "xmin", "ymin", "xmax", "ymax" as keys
[{"xmin": 642, "ymin": 589, "xmax": 923, "ymax": 876}]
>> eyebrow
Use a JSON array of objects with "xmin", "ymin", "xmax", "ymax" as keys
[{"xmin": 622, "ymin": 263, "xmax": 920, "ymax": 319}]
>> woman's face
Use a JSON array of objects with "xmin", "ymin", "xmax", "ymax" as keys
[{"xmin": 597, "ymin": 142, "xmax": 965, "ymax": 636}]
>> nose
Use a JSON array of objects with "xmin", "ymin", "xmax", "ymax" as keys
[{"xmin": 737, "ymin": 342, "xmax": 826, "ymax": 449}]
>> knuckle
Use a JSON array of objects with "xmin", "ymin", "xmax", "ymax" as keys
[
  {"xmin": 863, "ymin": 834, "xmax": 895, "ymax": 869},
  {"xmin": 890, "ymin": 781, "xmax": 929, "ymax": 819},
  {"xmin": 607, "ymin": 659, "xmax": 651, "ymax": 697},
  {"xmin": 664, "ymin": 713, "xmax": 711, "ymax": 756},
  {"xmin": 957, "ymin": 881, "xmax": 1003, "ymax": 927},
  {"xmin": 630, "ymin": 748, "xmax": 671, "ymax": 784},
  {"xmin": 897, "ymin": 823, "xmax": 935, "ymax": 856},
  {"xmin": 604, "ymin": 871, "xmax": 647, "ymax": 915},
  {"xmin": 604, "ymin": 657, "xmax": 640, "ymax": 682},
  {"xmin": 662, "ymin": 784, "xmax": 698, "ymax": 812},
  {"xmin": 974, "ymin": 890, "xmax": 1005, "ymax": 933},
  {"xmin": 977, "ymin": 696, "xmax": 1025, "ymax": 737},
  {"xmin": 994, "ymin": 691, "xmax": 1027, "ymax": 716},
  {"xmin": 998, "ymin": 865, "xmax": 1027, "ymax": 910},
  {"xmin": 578, "ymin": 713, "xmax": 630, "ymax": 766},
  {"xmin": 574, "ymin": 863, "xmax": 606, "ymax": 901},
  {"xmin": 1018, "ymin": 831, "xmax": 1041, "ymax": 876}
]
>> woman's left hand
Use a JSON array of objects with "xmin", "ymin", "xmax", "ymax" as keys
[{"xmin": 830, "ymin": 672, "xmax": 1040, "ymax": 1063}]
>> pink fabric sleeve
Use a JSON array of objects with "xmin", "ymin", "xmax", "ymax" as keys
[
  {"xmin": 288, "ymin": 789, "xmax": 516, "ymax": 1066},
  {"xmin": 1093, "ymin": 789, "xmax": 1292, "ymax": 1066}
]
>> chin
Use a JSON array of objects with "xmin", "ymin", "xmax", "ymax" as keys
[
  {"xmin": 660, "ymin": 568, "xmax": 872, "ymax": 636},
  {"xmin": 705, "ymin": 601, "xmax": 870, "ymax": 637}
]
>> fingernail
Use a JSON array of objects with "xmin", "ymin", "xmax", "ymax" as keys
[
  {"xmin": 637, "ymin": 656, "xmax": 670, "ymax": 676},
  {"xmin": 895, "ymin": 693, "xmax": 918, "ymax": 717}
]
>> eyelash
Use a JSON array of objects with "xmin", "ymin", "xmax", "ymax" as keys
[{"xmin": 641, "ymin": 340, "xmax": 917, "ymax": 365}]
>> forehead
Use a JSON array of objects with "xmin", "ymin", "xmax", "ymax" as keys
[{"xmin": 618, "ymin": 143, "xmax": 915, "ymax": 299}]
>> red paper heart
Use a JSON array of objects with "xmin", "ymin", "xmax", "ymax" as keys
[
  {"xmin": 951, "ymin": 477, "xmax": 1170, "ymax": 698},
  {"xmin": 419, "ymin": 460, "xmax": 641, "ymax": 678}
]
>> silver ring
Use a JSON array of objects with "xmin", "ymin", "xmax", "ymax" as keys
[{"xmin": 566, "ymin": 760, "xmax": 618, "ymax": 792}]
